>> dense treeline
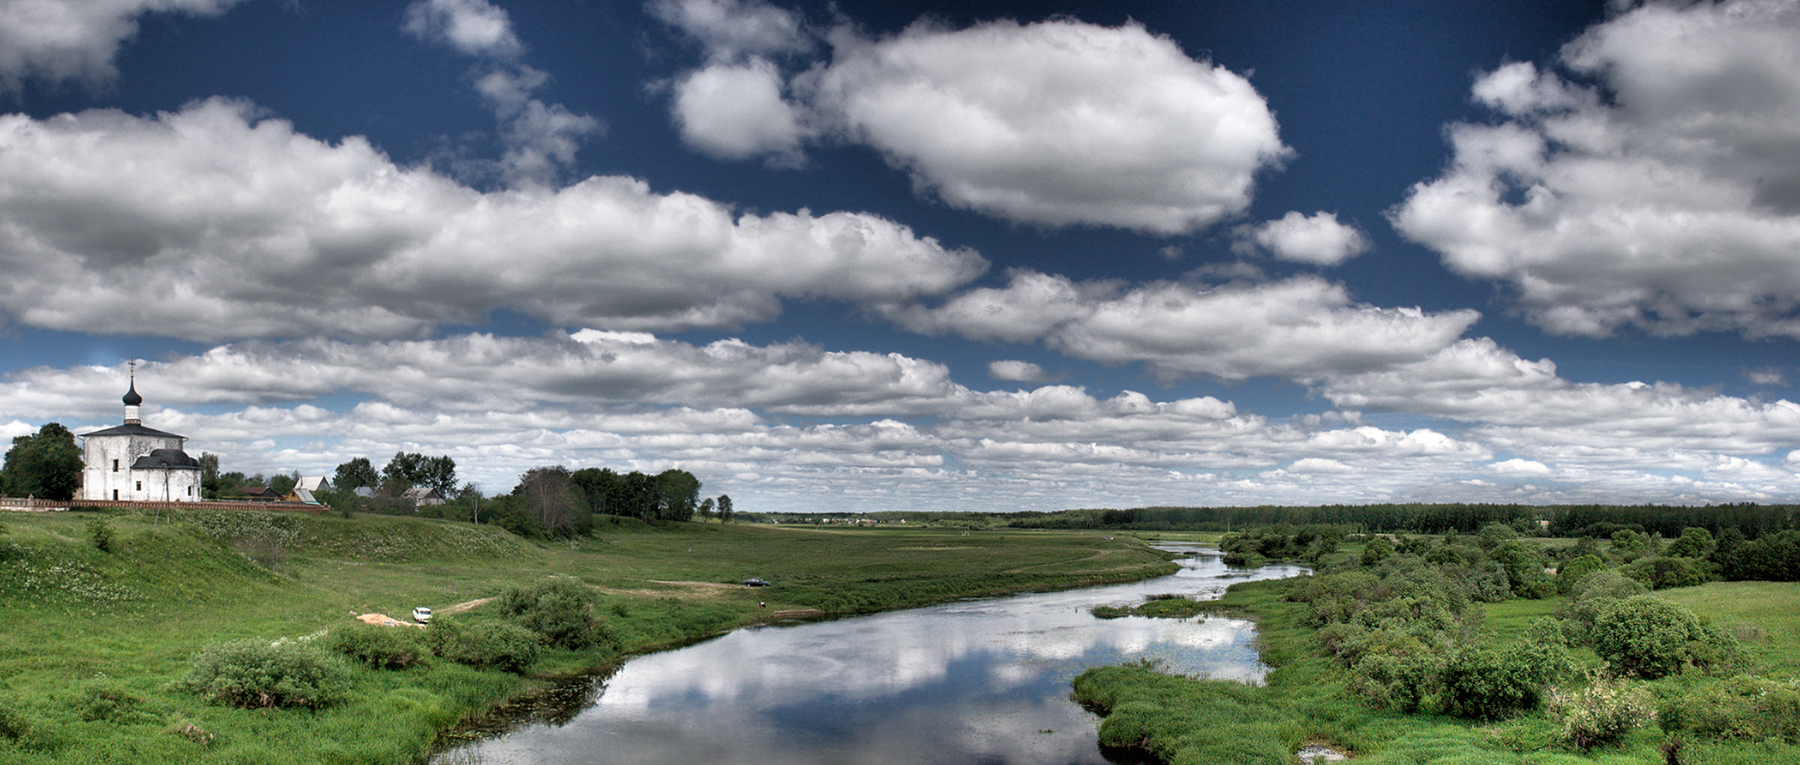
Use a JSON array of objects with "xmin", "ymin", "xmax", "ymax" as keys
[
  {"xmin": 1005, "ymin": 504, "xmax": 1539, "ymax": 532},
  {"xmin": 1544, "ymin": 502, "xmax": 1798, "ymax": 539},
  {"xmin": 998, "ymin": 503, "xmax": 1798, "ymax": 537}
]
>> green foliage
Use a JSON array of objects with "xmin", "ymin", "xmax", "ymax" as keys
[
  {"xmin": 1623, "ymin": 555, "xmax": 1709, "ymax": 589},
  {"xmin": 85, "ymin": 516, "xmax": 114, "ymax": 553},
  {"xmin": 1590, "ymin": 595, "xmax": 1737, "ymax": 679},
  {"xmin": 1659, "ymin": 674, "xmax": 1800, "ymax": 743},
  {"xmin": 1667, "ymin": 527, "xmax": 1717, "ymax": 558},
  {"xmin": 326, "ymin": 624, "xmax": 428, "ymax": 670},
  {"xmin": 1609, "ymin": 529, "xmax": 1651, "ymax": 563},
  {"xmin": 1439, "ymin": 640, "xmax": 1569, "ymax": 719},
  {"xmin": 381, "ymin": 451, "xmax": 458, "ymax": 495},
  {"xmin": 1545, "ymin": 675, "xmax": 1653, "ymax": 749},
  {"xmin": 1490, "ymin": 541, "xmax": 1554, "ymax": 598},
  {"xmin": 333, "ymin": 456, "xmax": 379, "ymax": 491},
  {"xmin": 77, "ymin": 684, "xmax": 156, "ymax": 724},
  {"xmin": 426, "ymin": 617, "xmax": 541, "ymax": 673},
  {"xmin": 1714, "ymin": 529, "xmax": 1800, "ymax": 582},
  {"xmin": 497, "ymin": 577, "xmax": 613, "ymax": 650},
  {"xmin": 2, "ymin": 423, "xmax": 82, "ymax": 501},
  {"xmin": 1360, "ymin": 536, "xmax": 1395, "ymax": 567},
  {"xmin": 1558, "ymin": 569, "xmax": 1648, "ymax": 642},
  {"xmin": 1476, "ymin": 522, "xmax": 1518, "ymax": 550},
  {"xmin": 1349, "ymin": 652, "xmax": 1438, "ymax": 713},
  {"xmin": 179, "ymin": 638, "xmax": 353, "ymax": 709},
  {"xmin": 1554, "ymin": 554, "xmax": 1603, "ymax": 595},
  {"xmin": 1219, "ymin": 525, "xmax": 1349, "ymax": 565}
]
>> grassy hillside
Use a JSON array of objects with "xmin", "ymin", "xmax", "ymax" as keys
[{"xmin": 0, "ymin": 509, "xmax": 1174, "ymax": 764}]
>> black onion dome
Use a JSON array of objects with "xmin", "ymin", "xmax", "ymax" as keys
[{"xmin": 123, "ymin": 381, "xmax": 143, "ymax": 407}]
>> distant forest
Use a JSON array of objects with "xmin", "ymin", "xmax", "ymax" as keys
[{"xmin": 806, "ymin": 503, "xmax": 1800, "ymax": 539}]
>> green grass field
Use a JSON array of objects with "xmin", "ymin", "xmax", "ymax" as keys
[
  {"xmin": 1075, "ymin": 562, "xmax": 1800, "ymax": 765},
  {"xmin": 0, "ymin": 509, "xmax": 1177, "ymax": 764}
]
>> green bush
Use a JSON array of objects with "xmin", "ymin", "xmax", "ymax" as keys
[
  {"xmin": 1440, "ymin": 640, "xmax": 1568, "ymax": 719},
  {"xmin": 1546, "ymin": 676, "xmax": 1653, "ymax": 749},
  {"xmin": 179, "ymin": 638, "xmax": 353, "ymax": 709},
  {"xmin": 325, "ymin": 624, "xmax": 427, "ymax": 670},
  {"xmin": 1349, "ymin": 652, "xmax": 1439, "ymax": 713},
  {"xmin": 1590, "ymin": 595, "xmax": 1737, "ymax": 679},
  {"xmin": 426, "ymin": 617, "xmax": 541, "ymax": 673},
  {"xmin": 77, "ymin": 684, "xmax": 156, "ymax": 724},
  {"xmin": 85, "ymin": 516, "xmax": 115, "ymax": 553},
  {"xmin": 1659, "ymin": 675, "xmax": 1800, "ymax": 742},
  {"xmin": 497, "ymin": 577, "xmax": 613, "ymax": 650},
  {"xmin": 1555, "ymin": 554, "xmax": 1604, "ymax": 595},
  {"xmin": 1360, "ymin": 536, "xmax": 1394, "ymax": 567},
  {"xmin": 1559, "ymin": 569, "xmax": 1649, "ymax": 641},
  {"xmin": 1622, "ymin": 556, "xmax": 1709, "ymax": 589}
]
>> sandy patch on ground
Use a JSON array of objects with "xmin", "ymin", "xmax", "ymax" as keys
[{"xmin": 439, "ymin": 597, "xmax": 493, "ymax": 615}]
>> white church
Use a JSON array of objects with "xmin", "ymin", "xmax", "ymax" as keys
[{"xmin": 80, "ymin": 374, "xmax": 202, "ymax": 502}]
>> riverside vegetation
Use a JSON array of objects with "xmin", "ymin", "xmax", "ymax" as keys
[
  {"xmin": 0, "ymin": 507, "xmax": 1178, "ymax": 764},
  {"xmin": 1075, "ymin": 522, "xmax": 1800, "ymax": 765}
]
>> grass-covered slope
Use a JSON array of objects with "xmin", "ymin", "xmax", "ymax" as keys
[{"xmin": 0, "ymin": 509, "xmax": 1173, "ymax": 764}]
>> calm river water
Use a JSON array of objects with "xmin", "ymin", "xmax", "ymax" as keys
[{"xmin": 433, "ymin": 545, "xmax": 1305, "ymax": 765}]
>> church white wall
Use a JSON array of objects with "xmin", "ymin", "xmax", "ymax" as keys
[
  {"xmin": 81, "ymin": 434, "xmax": 185, "ymax": 502},
  {"xmin": 128, "ymin": 467, "xmax": 201, "ymax": 502}
]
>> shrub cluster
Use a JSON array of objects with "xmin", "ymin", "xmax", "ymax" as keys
[
  {"xmin": 1589, "ymin": 594, "xmax": 1738, "ymax": 679},
  {"xmin": 1294, "ymin": 531, "xmax": 1574, "ymax": 719},
  {"xmin": 179, "ymin": 639, "xmax": 352, "ymax": 709},
  {"xmin": 497, "ymin": 577, "xmax": 615, "ymax": 650},
  {"xmin": 77, "ymin": 684, "xmax": 155, "ymax": 724},
  {"xmin": 325, "ymin": 624, "xmax": 427, "ymax": 670},
  {"xmin": 1218, "ymin": 525, "xmax": 1347, "ymax": 566},
  {"xmin": 425, "ymin": 617, "xmax": 541, "ymax": 673},
  {"xmin": 1659, "ymin": 675, "xmax": 1800, "ymax": 742},
  {"xmin": 1546, "ymin": 675, "xmax": 1654, "ymax": 749}
]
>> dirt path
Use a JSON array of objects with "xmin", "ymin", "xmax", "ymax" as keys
[{"xmin": 439, "ymin": 597, "xmax": 493, "ymax": 615}]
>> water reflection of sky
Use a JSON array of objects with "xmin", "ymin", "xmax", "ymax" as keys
[{"xmin": 436, "ymin": 548, "xmax": 1304, "ymax": 765}]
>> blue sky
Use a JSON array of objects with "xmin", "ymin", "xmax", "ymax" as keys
[{"xmin": 3, "ymin": 0, "xmax": 1799, "ymax": 512}]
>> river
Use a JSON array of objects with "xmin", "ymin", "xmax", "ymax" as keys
[{"xmin": 432, "ymin": 545, "xmax": 1305, "ymax": 765}]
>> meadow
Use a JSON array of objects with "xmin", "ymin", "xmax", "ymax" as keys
[
  {"xmin": 1076, "ymin": 534, "xmax": 1800, "ymax": 765},
  {"xmin": 0, "ymin": 509, "xmax": 1176, "ymax": 764}
]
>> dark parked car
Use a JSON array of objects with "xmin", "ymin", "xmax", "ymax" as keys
[{"xmin": 744, "ymin": 578, "xmax": 770, "ymax": 587}]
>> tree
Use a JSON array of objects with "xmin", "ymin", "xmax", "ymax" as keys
[
  {"xmin": 268, "ymin": 471, "xmax": 300, "ymax": 496},
  {"xmin": 716, "ymin": 494, "xmax": 733, "ymax": 524},
  {"xmin": 381, "ymin": 452, "xmax": 457, "ymax": 496},
  {"xmin": 697, "ymin": 497, "xmax": 715, "ymax": 520},
  {"xmin": 200, "ymin": 452, "xmax": 221, "ymax": 498},
  {"xmin": 1666, "ymin": 527, "xmax": 1716, "ymax": 558},
  {"xmin": 333, "ymin": 457, "xmax": 378, "ymax": 492},
  {"xmin": 655, "ymin": 469, "xmax": 700, "ymax": 522},
  {"xmin": 513, "ymin": 466, "xmax": 581, "ymax": 537},
  {"xmin": 1360, "ymin": 536, "xmax": 1394, "ymax": 567},
  {"xmin": 2, "ymin": 423, "xmax": 82, "ymax": 500}
]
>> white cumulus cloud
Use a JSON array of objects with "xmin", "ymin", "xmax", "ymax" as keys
[
  {"xmin": 0, "ymin": 0, "xmax": 245, "ymax": 90},
  {"xmin": 672, "ymin": 59, "xmax": 807, "ymax": 161},
  {"xmin": 0, "ymin": 99, "xmax": 986, "ymax": 342},
  {"xmin": 1392, "ymin": 0, "xmax": 1800, "ymax": 339},
  {"xmin": 652, "ymin": 9, "xmax": 1289, "ymax": 234},
  {"xmin": 1235, "ymin": 211, "xmax": 1369, "ymax": 265},
  {"xmin": 888, "ymin": 271, "xmax": 1478, "ymax": 382}
]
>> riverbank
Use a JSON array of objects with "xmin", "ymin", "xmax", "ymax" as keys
[
  {"xmin": 1075, "ymin": 557, "xmax": 1800, "ymax": 765},
  {"xmin": 0, "ymin": 509, "xmax": 1179, "ymax": 764}
]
